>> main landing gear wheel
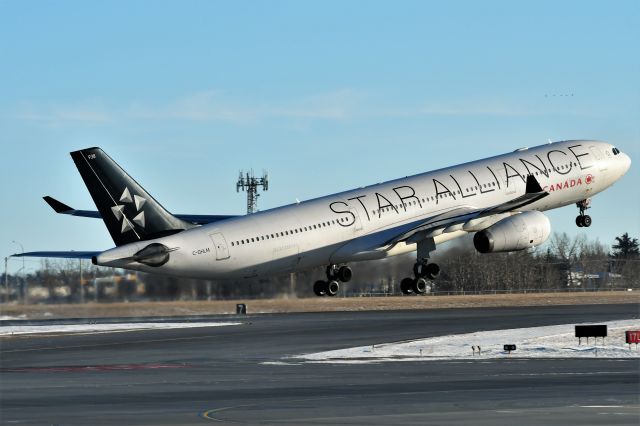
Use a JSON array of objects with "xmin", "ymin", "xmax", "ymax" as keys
[
  {"xmin": 314, "ymin": 280, "xmax": 327, "ymax": 296},
  {"xmin": 413, "ymin": 277, "xmax": 428, "ymax": 295},
  {"xmin": 337, "ymin": 266, "xmax": 352, "ymax": 282},
  {"xmin": 326, "ymin": 280, "xmax": 340, "ymax": 297},
  {"xmin": 400, "ymin": 277, "xmax": 414, "ymax": 295}
]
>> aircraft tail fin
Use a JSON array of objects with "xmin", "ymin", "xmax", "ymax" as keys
[{"xmin": 70, "ymin": 147, "xmax": 197, "ymax": 246}]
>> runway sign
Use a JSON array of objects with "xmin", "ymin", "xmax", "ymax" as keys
[
  {"xmin": 503, "ymin": 344, "xmax": 516, "ymax": 354},
  {"xmin": 575, "ymin": 325, "xmax": 607, "ymax": 338},
  {"xmin": 625, "ymin": 330, "xmax": 640, "ymax": 344}
]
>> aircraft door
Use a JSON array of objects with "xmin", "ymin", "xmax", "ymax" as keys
[
  {"xmin": 209, "ymin": 233, "xmax": 230, "ymax": 260},
  {"xmin": 589, "ymin": 146, "xmax": 607, "ymax": 171}
]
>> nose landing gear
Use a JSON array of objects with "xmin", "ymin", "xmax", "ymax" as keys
[
  {"xmin": 313, "ymin": 265, "xmax": 352, "ymax": 296},
  {"xmin": 576, "ymin": 199, "xmax": 592, "ymax": 228}
]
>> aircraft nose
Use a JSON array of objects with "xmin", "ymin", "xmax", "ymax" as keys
[{"xmin": 620, "ymin": 152, "xmax": 631, "ymax": 175}]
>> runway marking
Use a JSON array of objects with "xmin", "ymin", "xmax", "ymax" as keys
[
  {"xmin": 1, "ymin": 333, "xmax": 227, "ymax": 353},
  {"xmin": 580, "ymin": 405, "xmax": 625, "ymax": 408},
  {"xmin": 200, "ymin": 396, "xmax": 347, "ymax": 422},
  {"xmin": 1, "ymin": 363, "xmax": 190, "ymax": 373},
  {"xmin": 489, "ymin": 371, "xmax": 628, "ymax": 377}
]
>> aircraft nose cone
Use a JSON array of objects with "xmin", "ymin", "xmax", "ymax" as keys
[{"xmin": 620, "ymin": 153, "xmax": 631, "ymax": 175}]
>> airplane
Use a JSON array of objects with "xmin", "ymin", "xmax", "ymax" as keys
[{"xmin": 15, "ymin": 140, "xmax": 631, "ymax": 296}]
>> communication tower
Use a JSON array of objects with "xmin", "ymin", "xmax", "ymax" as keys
[{"xmin": 236, "ymin": 170, "xmax": 268, "ymax": 214}]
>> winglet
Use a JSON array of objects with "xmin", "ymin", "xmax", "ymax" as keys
[
  {"xmin": 525, "ymin": 174, "xmax": 544, "ymax": 194},
  {"xmin": 43, "ymin": 196, "xmax": 73, "ymax": 213}
]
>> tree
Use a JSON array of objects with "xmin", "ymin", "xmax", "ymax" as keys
[{"xmin": 611, "ymin": 233, "xmax": 639, "ymax": 258}]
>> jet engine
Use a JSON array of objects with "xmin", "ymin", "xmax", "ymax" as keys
[{"xmin": 473, "ymin": 211, "xmax": 551, "ymax": 253}]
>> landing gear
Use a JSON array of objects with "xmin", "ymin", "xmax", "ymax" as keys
[
  {"xmin": 400, "ymin": 262, "xmax": 438, "ymax": 295},
  {"xmin": 400, "ymin": 238, "xmax": 438, "ymax": 296},
  {"xmin": 413, "ymin": 262, "xmax": 440, "ymax": 280},
  {"xmin": 313, "ymin": 265, "xmax": 352, "ymax": 297},
  {"xmin": 313, "ymin": 280, "xmax": 327, "ymax": 296},
  {"xmin": 576, "ymin": 199, "xmax": 592, "ymax": 228}
]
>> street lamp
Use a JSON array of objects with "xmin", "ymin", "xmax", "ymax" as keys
[{"xmin": 11, "ymin": 240, "xmax": 25, "ymax": 303}]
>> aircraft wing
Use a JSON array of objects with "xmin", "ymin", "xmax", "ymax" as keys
[
  {"xmin": 385, "ymin": 174, "xmax": 549, "ymax": 245},
  {"xmin": 43, "ymin": 196, "xmax": 238, "ymax": 225},
  {"xmin": 11, "ymin": 251, "xmax": 100, "ymax": 259}
]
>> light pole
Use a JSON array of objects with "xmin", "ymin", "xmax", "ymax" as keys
[
  {"xmin": 4, "ymin": 256, "xmax": 8, "ymax": 303},
  {"xmin": 11, "ymin": 240, "xmax": 25, "ymax": 303}
]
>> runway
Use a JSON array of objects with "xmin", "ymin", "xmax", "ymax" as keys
[{"xmin": 1, "ymin": 303, "xmax": 638, "ymax": 425}]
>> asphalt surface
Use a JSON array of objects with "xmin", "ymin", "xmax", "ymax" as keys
[{"xmin": 1, "ymin": 303, "xmax": 639, "ymax": 425}]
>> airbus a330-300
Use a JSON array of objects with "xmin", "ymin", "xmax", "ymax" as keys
[{"xmin": 17, "ymin": 140, "xmax": 631, "ymax": 296}]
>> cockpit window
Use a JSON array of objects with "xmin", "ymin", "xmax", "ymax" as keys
[{"xmin": 612, "ymin": 147, "xmax": 620, "ymax": 155}]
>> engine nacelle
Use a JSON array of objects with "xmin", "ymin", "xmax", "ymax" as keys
[{"xmin": 473, "ymin": 211, "xmax": 551, "ymax": 253}]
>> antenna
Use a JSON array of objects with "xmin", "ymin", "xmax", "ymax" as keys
[{"xmin": 236, "ymin": 169, "xmax": 269, "ymax": 214}]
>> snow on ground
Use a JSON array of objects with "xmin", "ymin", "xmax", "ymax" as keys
[
  {"xmin": 0, "ymin": 321, "xmax": 242, "ymax": 336},
  {"xmin": 296, "ymin": 320, "xmax": 640, "ymax": 363}
]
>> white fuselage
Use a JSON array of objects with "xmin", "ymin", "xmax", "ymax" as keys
[{"xmin": 96, "ymin": 140, "xmax": 631, "ymax": 279}]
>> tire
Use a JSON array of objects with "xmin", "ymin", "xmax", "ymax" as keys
[
  {"xmin": 326, "ymin": 280, "xmax": 340, "ymax": 296},
  {"xmin": 582, "ymin": 215, "xmax": 592, "ymax": 227},
  {"xmin": 425, "ymin": 263, "xmax": 440, "ymax": 279},
  {"xmin": 400, "ymin": 277, "xmax": 414, "ymax": 295},
  {"xmin": 337, "ymin": 266, "xmax": 352, "ymax": 282},
  {"xmin": 313, "ymin": 280, "xmax": 327, "ymax": 297},
  {"xmin": 576, "ymin": 216, "xmax": 584, "ymax": 227},
  {"xmin": 413, "ymin": 278, "xmax": 427, "ymax": 295}
]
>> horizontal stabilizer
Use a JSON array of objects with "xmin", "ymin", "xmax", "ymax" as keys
[
  {"xmin": 44, "ymin": 196, "xmax": 237, "ymax": 224},
  {"xmin": 43, "ymin": 196, "xmax": 73, "ymax": 213},
  {"xmin": 43, "ymin": 196, "xmax": 102, "ymax": 218},
  {"xmin": 12, "ymin": 251, "xmax": 100, "ymax": 259}
]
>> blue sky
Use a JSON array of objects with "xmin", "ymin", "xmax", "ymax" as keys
[{"xmin": 1, "ymin": 1, "xmax": 638, "ymax": 272}]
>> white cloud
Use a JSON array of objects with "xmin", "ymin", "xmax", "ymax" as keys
[
  {"xmin": 7, "ymin": 90, "xmax": 586, "ymax": 126},
  {"xmin": 128, "ymin": 89, "xmax": 358, "ymax": 123},
  {"xmin": 11, "ymin": 101, "xmax": 112, "ymax": 124}
]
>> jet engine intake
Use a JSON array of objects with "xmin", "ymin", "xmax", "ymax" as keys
[{"xmin": 473, "ymin": 211, "xmax": 551, "ymax": 253}]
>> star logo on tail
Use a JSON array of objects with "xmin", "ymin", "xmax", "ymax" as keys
[{"xmin": 112, "ymin": 187, "xmax": 147, "ymax": 233}]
